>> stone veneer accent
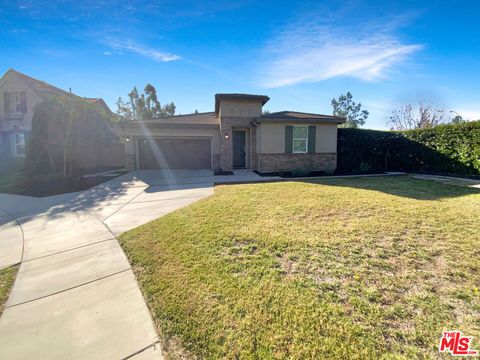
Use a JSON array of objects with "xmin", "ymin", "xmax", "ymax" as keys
[
  {"xmin": 125, "ymin": 154, "xmax": 136, "ymax": 170},
  {"xmin": 250, "ymin": 127, "xmax": 257, "ymax": 170},
  {"xmin": 212, "ymin": 154, "xmax": 221, "ymax": 171},
  {"xmin": 219, "ymin": 116, "xmax": 256, "ymax": 171},
  {"xmin": 257, "ymin": 153, "xmax": 337, "ymax": 173}
]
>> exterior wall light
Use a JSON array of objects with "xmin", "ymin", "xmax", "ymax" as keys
[
  {"xmin": 125, "ymin": 136, "xmax": 131, "ymax": 142},
  {"xmin": 225, "ymin": 133, "xmax": 229, "ymax": 139}
]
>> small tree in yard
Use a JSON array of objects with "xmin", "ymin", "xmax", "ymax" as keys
[
  {"xmin": 331, "ymin": 92, "xmax": 369, "ymax": 128},
  {"xmin": 116, "ymin": 84, "xmax": 175, "ymax": 121},
  {"xmin": 388, "ymin": 102, "xmax": 447, "ymax": 130},
  {"xmin": 27, "ymin": 95, "xmax": 112, "ymax": 177}
]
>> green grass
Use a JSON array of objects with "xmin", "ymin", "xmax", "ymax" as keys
[
  {"xmin": 0, "ymin": 265, "xmax": 18, "ymax": 316},
  {"xmin": 119, "ymin": 176, "xmax": 480, "ymax": 359}
]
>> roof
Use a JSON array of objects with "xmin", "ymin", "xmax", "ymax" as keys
[
  {"xmin": 84, "ymin": 98, "xmax": 113, "ymax": 114},
  {"xmin": 258, "ymin": 111, "xmax": 346, "ymax": 124},
  {"xmin": 1, "ymin": 68, "xmax": 113, "ymax": 113},
  {"xmin": 125, "ymin": 112, "xmax": 218, "ymax": 126},
  {"xmin": 215, "ymin": 93, "xmax": 270, "ymax": 115}
]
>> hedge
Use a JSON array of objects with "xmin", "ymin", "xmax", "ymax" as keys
[{"xmin": 337, "ymin": 121, "xmax": 480, "ymax": 175}]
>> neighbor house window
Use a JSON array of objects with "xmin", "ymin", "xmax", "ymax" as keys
[
  {"xmin": 13, "ymin": 133, "xmax": 26, "ymax": 157},
  {"xmin": 11, "ymin": 93, "xmax": 21, "ymax": 113},
  {"xmin": 3, "ymin": 91, "xmax": 26, "ymax": 114},
  {"xmin": 292, "ymin": 126, "xmax": 308, "ymax": 153}
]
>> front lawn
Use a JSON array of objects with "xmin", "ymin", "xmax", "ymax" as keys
[{"xmin": 119, "ymin": 176, "xmax": 480, "ymax": 359}]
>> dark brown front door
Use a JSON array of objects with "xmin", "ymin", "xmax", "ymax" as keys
[
  {"xmin": 232, "ymin": 131, "xmax": 246, "ymax": 168},
  {"xmin": 138, "ymin": 138, "xmax": 211, "ymax": 169}
]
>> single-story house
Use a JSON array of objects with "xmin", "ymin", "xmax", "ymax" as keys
[{"xmin": 122, "ymin": 93, "xmax": 346, "ymax": 173}]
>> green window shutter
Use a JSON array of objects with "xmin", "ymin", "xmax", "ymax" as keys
[
  {"xmin": 285, "ymin": 125, "xmax": 293, "ymax": 153},
  {"xmin": 20, "ymin": 92, "xmax": 27, "ymax": 114},
  {"xmin": 308, "ymin": 125, "xmax": 316, "ymax": 153},
  {"xmin": 3, "ymin": 92, "xmax": 10, "ymax": 113}
]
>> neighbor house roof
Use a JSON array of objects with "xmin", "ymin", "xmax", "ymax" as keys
[
  {"xmin": 1, "ymin": 68, "xmax": 113, "ymax": 113},
  {"xmin": 215, "ymin": 93, "xmax": 270, "ymax": 116},
  {"xmin": 258, "ymin": 111, "xmax": 346, "ymax": 124}
]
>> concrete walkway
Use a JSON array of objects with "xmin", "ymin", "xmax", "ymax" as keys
[
  {"xmin": 0, "ymin": 169, "xmax": 229, "ymax": 359},
  {"xmin": 410, "ymin": 173, "xmax": 480, "ymax": 188}
]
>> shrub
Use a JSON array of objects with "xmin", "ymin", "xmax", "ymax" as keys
[
  {"xmin": 338, "ymin": 121, "xmax": 480, "ymax": 175},
  {"xmin": 291, "ymin": 168, "xmax": 311, "ymax": 177},
  {"xmin": 359, "ymin": 162, "xmax": 372, "ymax": 172}
]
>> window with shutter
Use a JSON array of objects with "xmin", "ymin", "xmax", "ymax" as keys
[
  {"xmin": 4, "ymin": 91, "xmax": 22, "ymax": 113},
  {"xmin": 13, "ymin": 133, "xmax": 26, "ymax": 157}
]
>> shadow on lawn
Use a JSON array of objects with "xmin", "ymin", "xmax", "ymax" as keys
[{"xmin": 304, "ymin": 175, "xmax": 480, "ymax": 201}]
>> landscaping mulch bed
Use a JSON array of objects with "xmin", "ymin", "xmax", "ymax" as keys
[
  {"xmin": 0, "ymin": 170, "xmax": 128, "ymax": 197},
  {"xmin": 254, "ymin": 169, "xmax": 385, "ymax": 178}
]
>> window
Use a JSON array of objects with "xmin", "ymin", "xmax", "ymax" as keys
[
  {"xmin": 4, "ymin": 91, "xmax": 26, "ymax": 114},
  {"xmin": 292, "ymin": 126, "xmax": 308, "ymax": 153},
  {"xmin": 13, "ymin": 133, "xmax": 26, "ymax": 157},
  {"xmin": 10, "ymin": 92, "xmax": 21, "ymax": 113}
]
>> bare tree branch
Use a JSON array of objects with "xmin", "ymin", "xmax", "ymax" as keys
[{"xmin": 388, "ymin": 101, "xmax": 447, "ymax": 130}]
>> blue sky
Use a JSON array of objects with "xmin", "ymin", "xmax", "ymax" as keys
[{"xmin": 1, "ymin": 0, "xmax": 480, "ymax": 129}]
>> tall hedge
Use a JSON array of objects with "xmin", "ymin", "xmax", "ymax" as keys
[{"xmin": 337, "ymin": 121, "xmax": 480, "ymax": 175}]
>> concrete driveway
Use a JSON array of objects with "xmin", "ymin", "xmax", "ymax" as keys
[{"xmin": 0, "ymin": 170, "xmax": 218, "ymax": 359}]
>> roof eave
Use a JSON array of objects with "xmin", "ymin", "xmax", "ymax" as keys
[
  {"xmin": 123, "ymin": 122, "xmax": 219, "ymax": 130},
  {"xmin": 257, "ymin": 117, "xmax": 346, "ymax": 124}
]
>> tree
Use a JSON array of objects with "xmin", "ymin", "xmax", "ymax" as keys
[
  {"xmin": 116, "ymin": 84, "xmax": 175, "ymax": 120},
  {"xmin": 331, "ymin": 92, "xmax": 369, "ymax": 128},
  {"xmin": 450, "ymin": 112, "xmax": 465, "ymax": 124},
  {"xmin": 388, "ymin": 102, "xmax": 447, "ymax": 130},
  {"xmin": 27, "ymin": 95, "xmax": 113, "ymax": 177}
]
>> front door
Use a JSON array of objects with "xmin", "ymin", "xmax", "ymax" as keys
[{"xmin": 232, "ymin": 131, "xmax": 246, "ymax": 168}]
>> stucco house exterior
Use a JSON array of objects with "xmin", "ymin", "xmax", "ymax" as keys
[
  {"xmin": 122, "ymin": 94, "xmax": 345, "ymax": 173},
  {"xmin": 0, "ymin": 69, "xmax": 123, "ymax": 170}
]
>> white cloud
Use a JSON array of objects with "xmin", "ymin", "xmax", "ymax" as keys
[
  {"xmin": 104, "ymin": 37, "xmax": 180, "ymax": 62},
  {"xmin": 455, "ymin": 109, "xmax": 480, "ymax": 121},
  {"xmin": 259, "ymin": 20, "xmax": 423, "ymax": 88}
]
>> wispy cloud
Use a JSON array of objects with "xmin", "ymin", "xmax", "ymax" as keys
[
  {"xmin": 103, "ymin": 37, "xmax": 180, "ymax": 62},
  {"xmin": 259, "ymin": 15, "xmax": 423, "ymax": 88},
  {"xmin": 455, "ymin": 109, "xmax": 480, "ymax": 121}
]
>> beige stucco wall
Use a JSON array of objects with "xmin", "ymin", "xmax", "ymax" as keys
[
  {"xmin": 315, "ymin": 124, "xmax": 338, "ymax": 153},
  {"xmin": 256, "ymin": 125, "xmax": 261, "ymax": 153},
  {"xmin": 258, "ymin": 122, "xmax": 338, "ymax": 154},
  {"xmin": 0, "ymin": 73, "xmax": 42, "ymax": 132},
  {"xmin": 219, "ymin": 100, "xmax": 262, "ymax": 118}
]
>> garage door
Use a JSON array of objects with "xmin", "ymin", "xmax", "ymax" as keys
[{"xmin": 138, "ymin": 137, "xmax": 212, "ymax": 170}]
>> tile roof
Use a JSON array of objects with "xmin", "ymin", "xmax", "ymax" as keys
[
  {"xmin": 2, "ymin": 68, "xmax": 112, "ymax": 113},
  {"xmin": 259, "ymin": 111, "xmax": 346, "ymax": 124},
  {"xmin": 128, "ymin": 112, "xmax": 218, "ymax": 125}
]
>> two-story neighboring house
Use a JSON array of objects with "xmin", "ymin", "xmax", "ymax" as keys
[{"xmin": 0, "ymin": 69, "xmax": 123, "ymax": 170}]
